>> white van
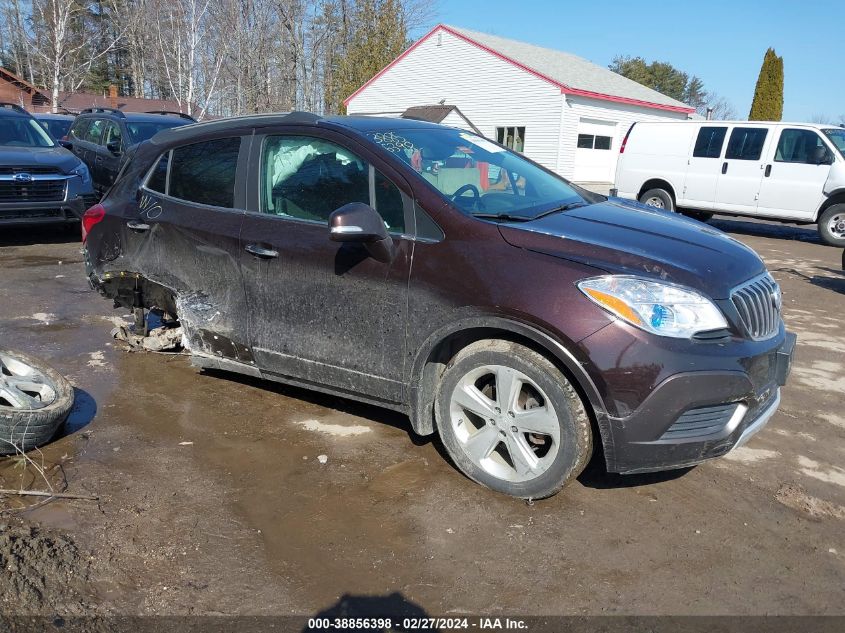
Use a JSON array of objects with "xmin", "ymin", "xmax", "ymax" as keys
[{"xmin": 613, "ymin": 121, "xmax": 845, "ymax": 246}]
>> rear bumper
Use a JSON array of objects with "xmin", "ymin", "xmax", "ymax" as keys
[
  {"xmin": 597, "ymin": 331, "xmax": 796, "ymax": 474},
  {"xmin": 0, "ymin": 195, "xmax": 95, "ymax": 225}
]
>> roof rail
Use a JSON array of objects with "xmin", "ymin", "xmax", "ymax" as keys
[
  {"xmin": 79, "ymin": 106, "xmax": 125, "ymax": 117},
  {"xmin": 284, "ymin": 111, "xmax": 322, "ymax": 124},
  {"xmin": 144, "ymin": 110, "xmax": 197, "ymax": 122},
  {"xmin": 0, "ymin": 102, "xmax": 31, "ymax": 115}
]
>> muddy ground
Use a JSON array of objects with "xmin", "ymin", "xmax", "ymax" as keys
[{"xmin": 0, "ymin": 218, "xmax": 843, "ymax": 619}]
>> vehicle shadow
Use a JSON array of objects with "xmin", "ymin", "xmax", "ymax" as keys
[
  {"xmin": 302, "ymin": 592, "xmax": 432, "ymax": 632},
  {"xmin": 201, "ymin": 368, "xmax": 433, "ymax": 447},
  {"xmin": 771, "ymin": 264, "xmax": 845, "ymax": 296},
  {"xmin": 709, "ymin": 217, "xmax": 821, "ymax": 243},
  {"xmin": 577, "ymin": 451, "xmax": 693, "ymax": 489},
  {"xmin": 0, "ymin": 224, "xmax": 80, "ymax": 247}
]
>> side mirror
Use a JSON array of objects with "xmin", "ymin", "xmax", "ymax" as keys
[
  {"xmin": 107, "ymin": 140, "xmax": 122, "ymax": 155},
  {"xmin": 58, "ymin": 139, "xmax": 73, "ymax": 150},
  {"xmin": 329, "ymin": 202, "xmax": 395, "ymax": 263}
]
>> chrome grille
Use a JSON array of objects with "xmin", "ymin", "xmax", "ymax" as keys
[
  {"xmin": 731, "ymin": 273, "xmax": 781, "ymax": 340},
  {"xmin": 0, "ymin": 179, "xmax": 67, "ymax": 202},
  {"xmin": 0, "ymin": 166, "xmax": 60, "ymax": 175}
]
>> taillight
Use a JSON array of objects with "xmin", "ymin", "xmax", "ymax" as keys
[
  {"xmin": 81, "ymin": 204, "xmax": 105, "ymax": 243},
  {"xmin": 620, "ymin": 123, "xmax": 635, "ymax": 154}
]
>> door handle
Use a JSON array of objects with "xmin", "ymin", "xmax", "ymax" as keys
[
  {"xmin": 721, "ymin": 162, "xmax": 728, "ymax": 174},
  {"xmin": 765, "ymin": 164, "xmax": 772, "ymax": 177},
  {"xmin": 126, "ymin": 220, "xmax": 150, "ymax": 231},
  {"xmin": 245, "ymin": 244, "xmax": 279, "ymax": 259}
]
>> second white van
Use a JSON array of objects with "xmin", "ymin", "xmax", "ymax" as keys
[{"xmin": 613, "ymin": 121, "xmax": 845, "ymax": 246}]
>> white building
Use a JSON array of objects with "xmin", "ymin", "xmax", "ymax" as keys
[{"xmin": 345, "ymin": 25, "xmax": 695, "ymax": 185}]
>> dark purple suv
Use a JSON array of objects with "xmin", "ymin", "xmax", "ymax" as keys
[{"xmin": 82, "ymin": 113, "xmax": 796, "ymax": 499}]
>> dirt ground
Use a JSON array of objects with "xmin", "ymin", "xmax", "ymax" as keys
[{"xmin": 0, "ymin": 217, "xmax": 843, "ymax": 619}]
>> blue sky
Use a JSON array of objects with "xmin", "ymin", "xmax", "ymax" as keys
[{"xmin": 427, "ymin": 0, "xmax": 843, "ymax": 122}]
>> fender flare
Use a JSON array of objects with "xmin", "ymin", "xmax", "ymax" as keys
[{"xmin": 407, "ymin": 315, "xmax": 609, "ymax": 438}]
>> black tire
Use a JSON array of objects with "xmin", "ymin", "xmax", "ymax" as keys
[
  {"xmin": 818, "ymin": 204, "xmax": 845, "ymax": 247},
  {"xmin": 683, "ymin": 211, "xmax": 714, "ymax": 222},
  {"xmin": 434, "ymin": 340, "xmax": 592, "ymax": 499},
  {"xmin": 638, "ymin": 188, "xmax": 674, "ymax": 211},
  {"xmin": 0, "ymin": 350, "xmax": 74, "ymax": 455}
]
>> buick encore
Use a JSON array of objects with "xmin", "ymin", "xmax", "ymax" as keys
[{"xmin": 82, "ymin": 113, "xmax": 796, "ymax": 498}]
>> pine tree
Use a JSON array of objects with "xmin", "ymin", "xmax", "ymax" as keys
[{"xmin": 748, "ymin": 48, "xmax": 784, "ymax": 121}]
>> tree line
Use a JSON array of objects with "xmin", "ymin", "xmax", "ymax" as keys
[{"xmin": 0, "ymin": 0, "xmax": 432, "ymax": 117}]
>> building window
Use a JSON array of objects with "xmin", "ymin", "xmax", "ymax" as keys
[
  {"xmin": 496, "ymin": 126, "xmax": 525, "ymax": 153},
  {"xmin": 577, "ymin": 134, "xmax": 612, "ymax": 150}
]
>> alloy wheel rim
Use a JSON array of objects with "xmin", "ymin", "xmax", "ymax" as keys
[
  {"xmin": 448, "ymin": 364, "xmax": 560, "ymax": 483},
  {"xmin": 645, "ymin": 196, "xmax": 665, "ymax": 209},
  {"xmin": 0, "ymin": 352, "xmax": 58, "ymax": 410},
  {"xmin": 828, "ymin": 214, "xmax": 845, "ymax": 239}
]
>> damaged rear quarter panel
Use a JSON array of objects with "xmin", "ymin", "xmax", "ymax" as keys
[{"xmin": 88, "ymin": 135, "xmax": 254, "ymax": 363}]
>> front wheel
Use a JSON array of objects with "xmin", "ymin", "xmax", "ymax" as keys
[
  {"xmin": 639, "ymin": 188, "xmax": 674, "ymax": 211},
  {"xmin": 818, "ymin": 204, "xmax": 845, "ymax": 247},
  {"xmin": 435, "ymin": 340, "xmax": 592, "ymax": 499}
]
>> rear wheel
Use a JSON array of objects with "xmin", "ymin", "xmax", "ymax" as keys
[
  {"xmin": 435, "ymin": 340, "xmax": 592, "ymax": 499},
  {"xmin": 818, "ymin": 204, "xmax": 845, "ymax": 247},
  {"xmin": 639, "ymin": 188, "xmax": 674, "ymax": 211}
]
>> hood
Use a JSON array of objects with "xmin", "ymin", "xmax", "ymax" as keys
[
  {"xmin": 497, "ymin": 199, "xmax": 765, "ymax": 299},
  {"xmin": 0, "ymin": 145, "xmax": 82, "ymax": 174}
]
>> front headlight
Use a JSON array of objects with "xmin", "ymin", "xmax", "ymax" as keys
[
  {"xmin": 70, "ymin": 163, "xmax": 91, "ymax": 184},
  {"xmin": 577, "ymin": 275, "xmax": 728, "ymax": 338}
]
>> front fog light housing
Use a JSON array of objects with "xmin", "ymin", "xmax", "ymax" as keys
[{"xmin": 577, "ymin": 275, "xmax": 728, "ymax": 338}]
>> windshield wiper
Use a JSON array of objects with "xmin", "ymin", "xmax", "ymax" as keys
[
  {"xmin": 529, "ymin": 201, "xmax": 589, "ymax": 220},
  {"xmin": 471, "ymin": 212, "xmax": 533, "ymax": 222}
]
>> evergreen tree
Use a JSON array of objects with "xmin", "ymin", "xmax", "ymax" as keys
[
  {"xmin": 324, "ymin": 0, "xmax": 409, "ymax": 114},
  {"xmin": 748, "ymin": 48, "xmax": 784, "ymax": 121}
]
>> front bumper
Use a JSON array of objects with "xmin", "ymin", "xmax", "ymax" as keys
[
  {"xmin": 590, "ymin": 329, "xmax": 796, "ymax": 474},
  {"xmin": 0, "ymin": 194, "xmax": 97, "ymax": 226}
]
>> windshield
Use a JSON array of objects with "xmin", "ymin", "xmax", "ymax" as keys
[
  {"xmin": 0, "ymin": 117, "xmax": 56, "ymax": 148},
  {"xmin": 367, "ymin": 128, "xmax": 590, "ymax": 221},
  {"xmin": 127, "ymin": 120, "xmax": 189, "ymax": 143},
  {"xmin": 37, "ymin": 118, "xmax": 72, "ymax": 141},
  {"xmin": 822, "ymin": 128, "xmax": 845, "ymax": 158}
]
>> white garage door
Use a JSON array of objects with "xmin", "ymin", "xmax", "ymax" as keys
[{"xmin": 573, "ymin": 118, "xmax": 618, "ymax": 182}]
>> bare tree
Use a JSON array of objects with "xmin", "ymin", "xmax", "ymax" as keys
[{"xmin": 24, "ymin": 0, "xmax": 125, "ymax": 111}]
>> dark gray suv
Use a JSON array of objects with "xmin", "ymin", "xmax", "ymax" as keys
[{"xmin": 0, "ymin": 103, "xmax": 96, "ymax": 227}]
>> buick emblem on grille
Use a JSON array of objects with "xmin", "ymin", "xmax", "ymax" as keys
[{"xmin": 11, "ymin": 172, "xmax": 33, "ymax": 183}]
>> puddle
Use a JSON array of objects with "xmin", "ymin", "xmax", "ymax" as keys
[{"xmin": 0, "ymin": 254, "xmax": 83, "ymax": 268}]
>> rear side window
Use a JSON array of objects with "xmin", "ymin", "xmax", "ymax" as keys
[
  {"xmin": 693, "ymin": 127, "xmax": 727, "ymax": 158},
  {"xmin": 725, "ymin": 127, "xmax": 768, "ymax": 161},
  {"xmin": 168, "ymin": 138, "xmax": 241, "ymax": 208},
  {"xmin": 775, "ymin": 129, "xmax": 827, "ymax": 164},
  {"xmin": 146, "ymin": 151, "xmax": 170, "ymax": 194}
]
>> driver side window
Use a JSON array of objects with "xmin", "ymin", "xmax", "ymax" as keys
[{"xmin": 260, "ymin": 135, "xmax": 405, "ymax": 233}]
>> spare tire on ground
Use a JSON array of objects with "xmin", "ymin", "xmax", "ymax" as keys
[{"xmin": 0, "ymin": 350, "xmax": 74, "ymax": 455}]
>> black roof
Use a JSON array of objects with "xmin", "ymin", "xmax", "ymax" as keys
[
  {"xmin": 76, "ymin": 107, "xmax": 194, "ymax": 123},
  {"xmin": 150, "ymin": 111, "xmax": 451, "ymax": 146}
]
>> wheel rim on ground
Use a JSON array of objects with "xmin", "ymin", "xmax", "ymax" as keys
[
  {"xmin": 448, "ymin": 364, "xmax": 560, "ymax": 483},
  {"xmin": 827, "ymin": 213, "xmax": 845, "ymax": 240},
  {"xmin": 644, "ymin": 196, "xmax": 665, "ymax": 209},
  {"xmin": 0, "ymin": 352, "xmax": 58, "ymax": 410}
]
